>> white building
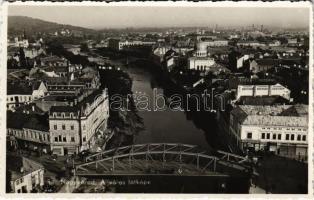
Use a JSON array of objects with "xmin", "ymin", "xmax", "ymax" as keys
[
  {"xmin": 188, "ymin": 57, "xmax": 216, "ymax": 71},
  {"xmin": 236, "ymin": 55, "xmax": 250, "ymax": 69},
  {"xmin": 49, "ymin": 89, "xmax": 110, "ymax": 155},
  {"xmin": 108, "ymin": 39, "xmax": 156, "ymax": 50},
  {"xmin": 236, "ymin": 83, "xmax": 291, "ymax": 100},
  {"xmin": 32, "ymin": 82, "xmax": 48, "ymax": 100},
  {"xmin": 229, "ymin": 104, "xmax": 308, "ymax": 160},
  {"xmin": 8, "ymin": 156, "xmax": 44, "ymax": 193},
  {"xmin": 7, "ymin": 84, "xmax": 33, "ymax": 111}
]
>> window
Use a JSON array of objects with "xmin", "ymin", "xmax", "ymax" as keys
[
  {"xmin": 247, "ymin": 132, "xmax": 252, "ymax": 139},
  {"xmin": 54, "ymin": 125, "xmax": 57, "ymax": 130},
  {"xmin": 286, "ymin": 134, "xmax": 290, "ymax": 140},
  {"xmin": 302, "ymin": 135, "xmax": 306, "ymax": 141},
  {"xmin": 83, "ymin": 137, "xmax": 86, "ymax": 142},
  {"xmin": 71, "ymin": 137, "xmax": 75, "ymax": 142},
  {"xmin": 297, "ymin": 135, "xmax": 301, "ymax": 141},
  {"xmin": 278, "ymin": 134, "xmax": 282, "ymax": 140},
  {"xmin": 71, "ymin": 125, "xmax": 74, "ymax": 130},
  {"xmin": 54, "ymin": 137, "xmax": 58, "ymax": 142},
  {"xmin": 272, "ymin": 134, "xmax": 276, "ymax": 140},
  {"xmin": 261, "ymin": 133, "xmax": 265, "ymax": 139},
  {"xmin": 291, "ymin": 134, "xmax": 295, "ymax": 141},
  {"xmin": 266, "ymin": 133, "xmax": 270, "ymax": 139},
  {"xmin": 63, "ymin": 137, "xmax": 67, "ymax": 142},
  {"xmin": 62, "ymin": 124, "xmax": 66, "ymax": 130},
  {"xmin": 58, "ymin": 135, "xmax": 62, "ymax": 142}
]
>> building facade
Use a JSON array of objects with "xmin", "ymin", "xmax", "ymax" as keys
[
  {"xmin": 236, "ymin": 83, "xmax": 291, "ymax": 100},
  {"xmin": 49, "ymin": 89, "xmax": 109, "ymax": 155},
  {"xmin": 229, "ymin": 105, "xmax": 308, "ymax": 160}
]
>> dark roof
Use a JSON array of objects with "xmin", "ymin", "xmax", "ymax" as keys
[
  {"xmin": 228, "ymin": 77, "xmax": 276, "ymax": 89},
  {"xmin": 7, "ymin": 111, "xmax": 30, "ymax": 129},
  {"xmin": 7, "ymin": 82, "xmax": 33, "ymax": 95},
  {"xmin": 7, "ymin": 111, "xmax": 49, "ymax": 131},
  {"xmin": 15, "ymin": 103, "xmax": 45, "ymax": 115},
  {"xmin": 236, "ymin": 96, "xmax": 289, "ymax": 106},
  {"xmin": 49, "ymin": 89, "xmax": 105, "ymax": 113},
  {"xmin": 255, "ymin": 59, "xmax": 280, "ymax": 66},
  {"xmin": 7, "ymin": 155, "xmax": 44, "ymax": 181},
  {"xmin": 230, "ymin": 106, "xmax": 248, "ymax": 124},
  {"xmin": 24, "ymin": 115, "xmax": 49, "ymax": 131},
  {"xmin": 40, "ymin": 55, "xmax": 64, "ymax": 63},
  {"xmin": 279, "ymin": 59, "xmax": 302, "ymax": 66},
  {"xmin": 50, "ymin": 106, "xmax": 78, "ymax": 113},
  {"xmin": 279, "ymin": 104, "xmax": 308, "ymax": 117}
]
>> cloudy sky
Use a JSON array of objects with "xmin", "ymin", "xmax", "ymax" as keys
[{"xmin": 8, "ymin": 5, "xmax": 310, "ymax": 29}]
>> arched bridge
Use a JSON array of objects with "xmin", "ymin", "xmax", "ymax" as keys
[{"xmin": 75, "ymin": 143, "xmax": 252, "ymax": 176}]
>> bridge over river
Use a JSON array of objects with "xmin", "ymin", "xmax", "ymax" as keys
[{"xmin": 71, "ymin": 144, "xmax": 254, "ymax": 193}]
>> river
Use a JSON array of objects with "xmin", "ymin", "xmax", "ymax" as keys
[{"xmin": 126, "ymin": 66, "xmax": 212, "ymax": 151}]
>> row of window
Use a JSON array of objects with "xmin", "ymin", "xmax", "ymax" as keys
[
  {"xmin": 54, "ymin": 135, "xmax": 75, "ymax": 143},
  {"xmin": 12, "ymin": 129, "xmax": 50, "ymax": 142},
  {"xmin": 53, "ymin": 124, "xmax": 76, "ymax": 131},
  {"xmin": 246, "ymin": 132, "xmax": 306, "ymax": 142},
  {"xmin": 262, "ymin": 127, "xmax": 306, "ymax": 131},
  {"xmin": 7, "ymin": 96, "xmax": 32, "ymax": 102},
  {"xmin": 15, "ymin": 177, "xmax": 24, "ymax": 185},
  {"xmin": 54, "ymin": 135, "xmax": 86, "ymax": 143}
]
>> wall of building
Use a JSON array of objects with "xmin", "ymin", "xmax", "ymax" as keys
[
  {"xmin": 188, "ymin": 57, "xmax": 215, "ymax": 71},
  {"xmin": 12, "ymin": 168, "xmax": 44, "ymax": 193}
]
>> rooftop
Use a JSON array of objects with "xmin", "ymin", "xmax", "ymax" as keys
[
  {"xmin": 7, "ymin": 111, "xmax": 49, "ymax": 131},
  {"xmin": 7, "ymin": 82, "xmax": 33, "ymax": 95},
  {"xmin": 7, "ymin": 155, "xmax": 44, "ymax": 181},
  {"xmin": 231, "ymin": 104, "xmax": 308, "ymax": 127}
]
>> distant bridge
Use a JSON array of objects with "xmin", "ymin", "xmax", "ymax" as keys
[{"xmin": 75, "ymin": 143, "xmax": 252, "ymax": 177}]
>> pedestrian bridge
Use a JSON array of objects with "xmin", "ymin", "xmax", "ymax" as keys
[{"xmin": 74, "ymin": 143, "xmax": 252, "ymax": 176}]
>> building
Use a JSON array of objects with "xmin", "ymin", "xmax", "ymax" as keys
[
  {"xmin": 236, "ymin": 83, "xmax": 291, "ymax": 100},
  {"xmin": 48, "ymin": 88, "xmax": 109, "ymax": 155},
  {"xmin": 229, "ymin": 104, "xmax": 308, "ymax": 160},
  {"xmin": 7, "ymin": 111, "xmax": 51, "ymax": 153},
  {"xmin": 108, "ymin": 39, "xmax": 156, "ymax": 51},
  {"xmin": 40, "ymin": 56, "xmax": 68, "ymax": 67},
  {"xmin": 237, "ymin": 40, "xmax": 265, "ymax": 47},
  {"xmin": 63, "ymin": 44, "xmax": 81, "ymax": 55},
  {"xmin": 7, "ymin": 83, "xmax": 33, "ymax": 110},
  {"xmin": 249, "ymin": 59, "xmax": 279, "ymax": 73},
  {"xmin": 188, "ymin": 56, "xmax": 216, "ymax": 71},
  {"xmin": 236, "ymin": 55, "xmax": 250, "ymax": 69},
  {"xmin": 7, "ymin": 155, "xmax": 44, "ymax": 193}
]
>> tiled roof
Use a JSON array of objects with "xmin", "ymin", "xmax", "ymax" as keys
[
  {"xmin": 236, "ymin": 96, "xmax": 289, "ymax": 106},
  {"xmin": 7, "ymin": 111, "xmax": 49, "ymax": 131},
  {"xmin": 255, "ymin": 59, "xmax": 280, "ymax": 66},
  {"xmin": 7, "ymin": 155, "xmax": 44, "ymax": 181},
  {"xmin": 7, "ymin": 82, "xmax": 33, "ymax": 95},
  {"xmin": 232, "ymin": 105, "xmax": 308, "ymax": 127}
]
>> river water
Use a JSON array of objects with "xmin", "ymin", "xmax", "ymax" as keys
[{"xmin": 126, "ymin": 67, "xmax": 212, "ymax": 151}]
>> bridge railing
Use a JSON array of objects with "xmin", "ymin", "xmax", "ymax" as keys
[{"xmin": 75, "ymin": 143, "xmax": 252, "ymax": 176}]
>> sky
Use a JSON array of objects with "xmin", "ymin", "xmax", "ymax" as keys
[{"xmin": 8, "ymin": 5, "xmax": 310, "ymax": 29}]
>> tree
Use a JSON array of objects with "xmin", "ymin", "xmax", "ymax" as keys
[
  {"xmin": 19, "ymin": 47, "xmax": 27, "ymax": 67},
  {"xmin": 80, "ymin": 43, "xmax": 89, "ymax": 53}
]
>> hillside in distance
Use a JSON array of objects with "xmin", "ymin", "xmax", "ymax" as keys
[{"xmin": 8, "ymin": 16, "xmax": 97, "ymax": 36}]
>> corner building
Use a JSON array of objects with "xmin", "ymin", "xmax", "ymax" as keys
[{"xmin": 49, "ymin": 89, "xmax": 109, "ymax": 155}]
